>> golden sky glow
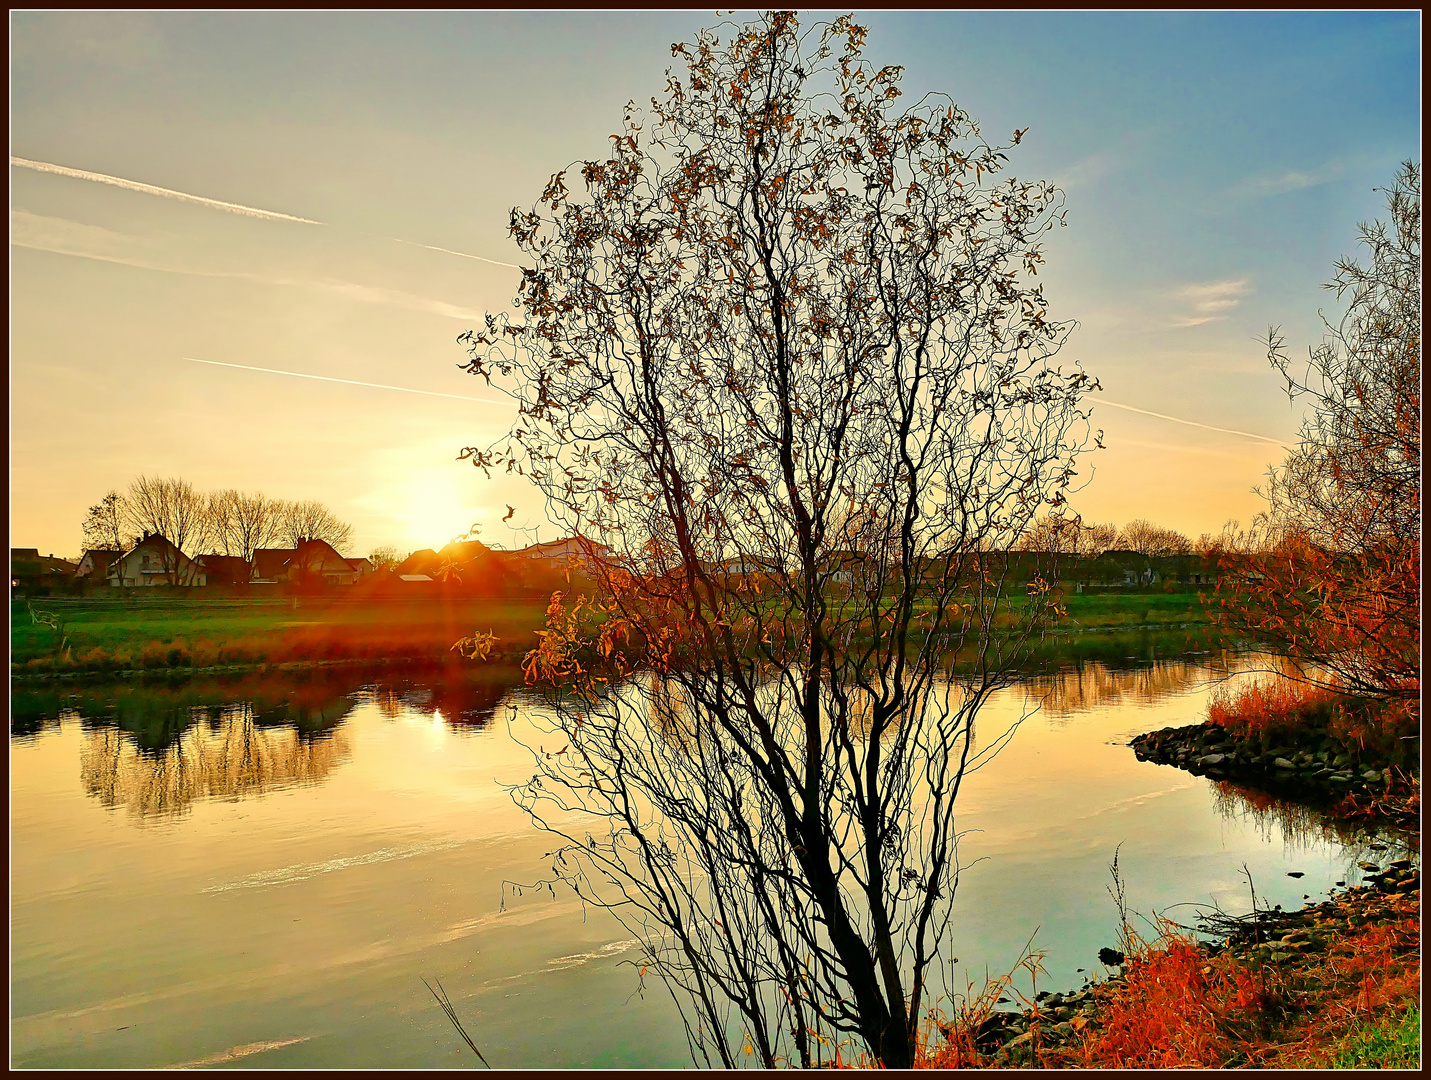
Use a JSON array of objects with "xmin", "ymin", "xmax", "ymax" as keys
[{"xmin": 10, "ymin": 12, "xmax": 1418, "ymax": 558}]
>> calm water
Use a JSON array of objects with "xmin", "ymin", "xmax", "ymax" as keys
[{"xmin": 10, "ymin": 642, "xmax": 1405, "ymax": 1068}]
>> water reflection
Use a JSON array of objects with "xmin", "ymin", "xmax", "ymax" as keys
[
  {"xmin": 1023, "ymin": 655, "xmax": 1239, "ymax": 718},
  {"xmin": 1210, "ymin": 779, "xmax": 1419, "ymax": 859},
  {"xmin": 12, "ymin": 664, "xmax": 538, "ymax": 821},
  {"xmin": 78, "ymin": 708, "xmax": 352, "ymax": 821},
  {"xmin": 367, "ymin": 665, "xmax": 526, "ymax": 730}
]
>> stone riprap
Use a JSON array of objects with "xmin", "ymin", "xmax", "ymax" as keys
[{"xmin": 1129, "ymin": 722, "xmax": 1402, "ymax": 803}]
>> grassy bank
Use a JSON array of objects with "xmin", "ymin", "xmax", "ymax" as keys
[
  {"xmin": 11, "ymin": 589, "xmax": 1218, "ymax": 676},
  {"xmin": 914, "ymin": 865, "xmax": 1420, "ymax": 1069},
  {"xmin": 11, "ymin": 596, "xmax": 551, "ymax": 674}
]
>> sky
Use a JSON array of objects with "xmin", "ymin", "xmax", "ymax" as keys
[{"xmin": 10, "ymin": 10, "xmax": 1421, "ymax": 559}]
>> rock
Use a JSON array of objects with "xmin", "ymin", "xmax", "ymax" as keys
[
  {"xmin": 1198, "ymin": 753, "xmax": 1225, "ymax": 766},
  {"xmin": 1003, "ymin": 1030, "xmax": 1033, "ymax": 1050},
  {"xmin": 1273, "ymin": 757, "xmax": 1296, "ymax": 769},
  {"xmin": 1363, "ymin": 770, "xmax": 1383, "ymax": 781}
]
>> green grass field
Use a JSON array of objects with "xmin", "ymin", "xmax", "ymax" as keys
[
  {"xmin": 11, "ymin": 595, "xmax": 552, "ymax": 672},
  {"xmin": 11, "ymin": 588, "xmax": 1217, "ymax": 675}
]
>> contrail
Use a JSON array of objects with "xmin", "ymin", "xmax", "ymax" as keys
[
  {"xmin": 185, "ymin": 357, "xmax": 504, "ymax": 404},
  {"xmin": 1097, "ymin": 398, "xmax": 1290, "ymax": 448},
  {"xmin": 11, "ymin": 156, "xmax": 324, "ymax": 225},
  {"xmin": 393, "ymin": 237, "xmax": 521, "ymax": 269},
  {"xmin": 13, "ymin": 155, "xmax": 521, "ymax": 266}
]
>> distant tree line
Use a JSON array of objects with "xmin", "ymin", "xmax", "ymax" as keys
[
  {"xmin": 81, "ymin": 476, "xmax": 354, "ymax": 568},
  {"xmin": 1015, "ymin": 513, "xmax": 1203, "ymax": 558}
]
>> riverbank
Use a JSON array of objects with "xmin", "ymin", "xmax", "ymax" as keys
[
  {"xmin": 10, "ymin": 596, "xmax": 549, "ymax": 675},
  {"xmin": 1130, "ymin": 721, "xmax": 1419, "ymax": 830},
  {"xmin": 917, "ymin": 862, "xmax": 1420, "ymax": 1068},
  {"xmin": 11, "ymin": 591, "xmax": 1219, "ymax": 677}
]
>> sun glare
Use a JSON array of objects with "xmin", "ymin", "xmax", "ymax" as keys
[{"xmin": 399, "ymin": 471, "xmax": 483, "ymax": 552}]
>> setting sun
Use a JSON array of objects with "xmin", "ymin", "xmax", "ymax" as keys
[{"xmin": 397, "ymin": 470, "xmax": 484, "ymax": 552}]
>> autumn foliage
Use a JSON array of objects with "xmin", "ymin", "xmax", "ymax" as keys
[
  {"xmin": 1205, "ymin": 673, "xmax": 1339, "ymax": 738},
  {"xmin": 1211, "ymin": 162, "xmax": 1420, "ymax": 707}
]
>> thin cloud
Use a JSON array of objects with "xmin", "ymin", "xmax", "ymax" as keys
[
  {"xmin": 11, "ymin": 155, "xmax": 324, "ymax": 224},
  {"xmin": 14, "ymin": 155, "xmax": 521, "ymax": 267},
  {"xmin": 1051, "ymin": 149, "xmax": 1118, "ymax": 192},
  {"xmin": 393, "ymin": 237, "xmax": 521, "ymax": 269},
  {"xmin": 12, "ymin": 209, "xmax": 483, "ymax": 322},
  {"xmin": 1098, "ymin": 397, "xmax": 1289, "ymax": 447},
  {"xmin": 1228, "ymin": 158, "xmax": 1346, "ymax": 200},
  {"xmin": 185, "ymin": 357, "xmax": 504, "ymax": 405},
  {"xmin": 1170, "ymin": 277, "xmax": 1251, "ymax": 327}
]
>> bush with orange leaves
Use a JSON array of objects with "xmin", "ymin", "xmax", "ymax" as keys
[
  {"xmin": 1053, "ymin": 925, "xmax": 1271, "ymax": 1068},
  {"xmin": 1205, "ymin": 673, "xmax": 1339, "ymax": 739},
  {"xmin": 1206, "ymin": 669, "xmax": 1418, "ymax": 764}
]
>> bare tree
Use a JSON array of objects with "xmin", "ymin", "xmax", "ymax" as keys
[
  {"xmin": 1118, "ymin": 518, "xmax": 1190, "ymax": 557},
  {"xmin": 81, "ymin": 490, "xmax": 132, "ymax": 552},
  {"xmin": 1076, "ymin": 520, "xmax": 1120, "ymax": 557},
  {"xmin": 275, "ymin": 498, "xmax": 354, "ymax": 553},
  {"xmin": 124, "ymin": 475, "xmax": 213, "ymax": 584},
  {"xmin": 209, "ymin": 489, "xmax": 285, "ymax": 563},
  {"xmin": 459, "ymin": 13, "xmax": 1095, "ymax": 1068},
  {"xmin": 1016, "ymin": 514, "xmax": 1119, "ymax": 558},
  {"xmin": 367, "ymin": 546, "xmax": 404, "ymax": 573}
]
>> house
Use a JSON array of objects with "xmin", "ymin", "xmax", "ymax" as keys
[
  {"xmin": 250, "ymin": 539, "xmax": 361, "ymax": 586},
  {"xmin": 516, "ymin": 536, "xmax": 609, "ymax": 566},
  {"xmin": 105, "ymin": 534, "xmax": 206, "ymax": 587},
  {"xmin": 394, "ymin": 548, "xmax": 440, "ymax": 577},
  {"xmin": 75, "ymin": 549, "xmax": 122, "ymax": 583},
  {"xmin": 196, "ymin": 554, "xmax": 251, "ymax": 586},
  {"xmin": 345, "ymin": 556, "xmax": 374, "ymax": 579},
  {"xmin": 11, "ymin": 548, "xmax": 80, "ymax": 593}
]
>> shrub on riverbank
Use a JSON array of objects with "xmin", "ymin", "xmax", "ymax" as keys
[
  {"xmin": 913, "ymin": 870, "xmax": 1420, "ymax": 1069},
  {"xmin": 1206, "ymin": 672, "xmax": 1418, "ymax": 766},
  {"xmin": 1206, "ymin": 675, "xmax": 1338, "ymax": 737}
]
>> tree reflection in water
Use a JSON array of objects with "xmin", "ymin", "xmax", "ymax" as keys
[
  {"xmin": 1210, "ymin": 779, "xmax": 1418, "ymax": 861},
  {"xmin": 21, "ymin": 664, "xmax": 534, "ymax": 822},
  {"xmin": 367, "ymin": 665, "xmax": 527, "ymax": 731},
  {"xmin": 1021, "ymin": 653, "xmax": 1245, "ymax": 719},
  {"xmin": 79, "ymin": 707, "xmax": 352, "ymax": 821}
]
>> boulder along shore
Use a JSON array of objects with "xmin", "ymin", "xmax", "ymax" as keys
[{"xmin": 1128, "ymin": 721, "xmax": 1416, "ymax": 828}]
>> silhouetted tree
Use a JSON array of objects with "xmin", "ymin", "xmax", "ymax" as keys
[
  {"xmin": 125, "ymin": 475, "xmax": 213, "ymax": 584},
  {"xmin": 1118, "ymin": 518, "xmax": 1191, "ymax": 557},
  {"xmin": 275, "ymin": 498, "xmax": 354, "ymax": 553},
  {"xmin": 459, "ymin": 12, "xmax": 1096, "ymax": 1068},
  {"xmin": 209, "ymin": 488, "xmax": 286, "ymax": 563},
  {"xmin": 81, "ymin": 489, "xmax": 132, "ymax": 553}
]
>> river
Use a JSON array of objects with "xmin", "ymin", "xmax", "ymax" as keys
[{"xmin": 9, "ymin": 635, "xmax": 1405, "ymax": 1068}]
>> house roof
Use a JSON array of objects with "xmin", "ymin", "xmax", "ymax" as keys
[
  {"xmin": 11, "ymin": 549, "xmax": 78, "ymax": 574},
  {"xmin": 250, "ymin": 548, "xmax": 292, "ymax": 580},
  {"xmin": 197, "ymin": 554, "xmax": 250, "ymax": 570},
  {"xmin": 436, "ymin": 538, "xmax": 490, "ymax": 562},
  {"xmin": 394, "ymin": 548, "xmax": 439, "ymax": 575},
  {"xmin": 516, "ymin": 536, "xmax": 610, "ymax": 558},
  {"xmin": 291, "ymin": 538, "xmax": 350, "ymax": 571},
  {"xmin": 76, "ymin": 549, "xmax": 123, "ymax": 577}
]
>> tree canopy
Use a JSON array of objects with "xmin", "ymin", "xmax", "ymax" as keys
[{"xmin": 459, "ymin": 11, "xmax": 1096, "ymax": 1068}]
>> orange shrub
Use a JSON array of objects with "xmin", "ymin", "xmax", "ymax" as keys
[
  {"xmin": 1206, "ymin": 676, "xmax": 1337, "ymax": 738},
  {"xmin": 1069, "ymin": 933, "xmax": 1239, "ymax": 1068}
]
